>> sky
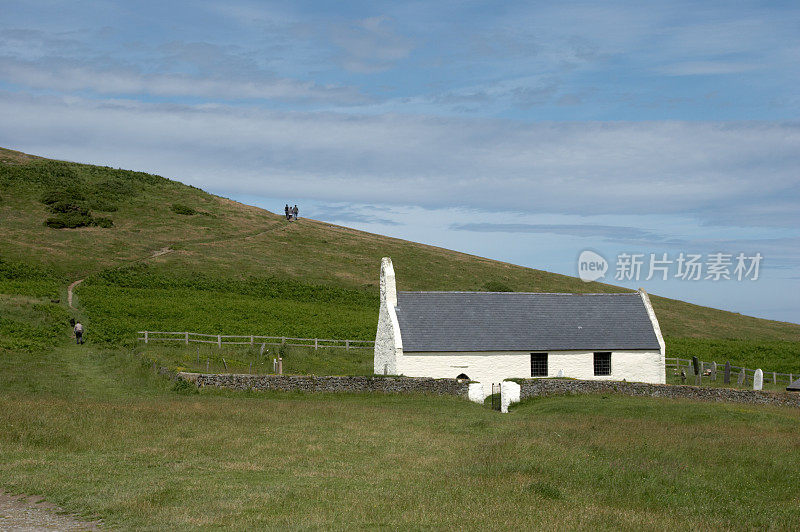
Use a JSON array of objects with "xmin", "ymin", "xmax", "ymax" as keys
[{"xmin": 1, "ymin": 0, "xmax": 798, "ymax": 323}]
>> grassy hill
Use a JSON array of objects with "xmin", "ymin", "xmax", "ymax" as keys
[
  {"xmin": 1, "ymin": 146, "xmax": 798, "ymax": 372},
  {"xmin": 2, "ymin": 147, "xmax": 800, "ymax": 529}
]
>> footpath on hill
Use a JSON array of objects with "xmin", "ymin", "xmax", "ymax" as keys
[
  {"xmin": 66, "ymin": 222, "xmax": 292, "ymax": 311},
  {"xmin": 0, "ymin": 491, "xmax": 101, "ymax": 530}
]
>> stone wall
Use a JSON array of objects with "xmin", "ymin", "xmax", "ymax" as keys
[
  {"xmin": 178, "ymin": 372, "xmax": 470, "ymax": 397},
  {"xmin": 516, "ymin": 378, "xmax": 800, "ymax": 408}
]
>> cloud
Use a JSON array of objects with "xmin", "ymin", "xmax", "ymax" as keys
[
  {"xmin": 1, "ymin": 93, "xmax": 798, "ymax": 231},
  {"xmin": 331, "ymin": 16, "xmax": 414, "ymax": 73},
  {"xmin": 0, "ymin": 56, "xmax": 369, "ymax": 105},
  {"xmin": 308, "ymin": 204, "xmax": 402, "ymax": 226},
  {"xmin": 451, "ymin": 223, "xmax": 666, "ymax": 241},
  {"xmin": 657, "ymin": 61, "xmax": 759, "ymax": 76}
]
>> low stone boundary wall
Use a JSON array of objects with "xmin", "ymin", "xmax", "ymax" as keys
[
  {"xmin": 178, "ymin": 372, "xmax": 470, "ymax": 397},
  {"xmin": 516, "ymin": 378, "xmax": 800, "ymax": 408}
]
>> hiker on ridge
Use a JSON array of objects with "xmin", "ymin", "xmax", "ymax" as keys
[
  {"xmin": 292, "ymin": 205, "xmax": 298, "ymax": 220},
  {"xmin": 284, "ymin": 204, "xmax": 290, "ymax": 220},
  {"xmin": 74, "ymin": 321, "xmax": 84, "ymax": 345}
]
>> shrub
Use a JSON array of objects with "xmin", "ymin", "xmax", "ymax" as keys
[
  {"xmin": 89, "ymin": 199, "xmax": 118, "ymax": 212},
  {"xmin": 40, "ymin": 187, "xmax": 85, "ymax": 206},
  {"xmin": 93, "ymin": 216, "xmax": 114, "ymax": 228},
  {"xmin": 48, "ymin": 201, "xmax": 90, "ymax": 215},
  {"xmin": 482, "ymin": 280, "xmax": 513, "ymax": 292},
  {"xmin": 171, "ymin": 203, "xmax": 197, "ymax": 216},
  {"xmin": 45, "ymin": 212, "xmax": 95, "ymax": 229}
]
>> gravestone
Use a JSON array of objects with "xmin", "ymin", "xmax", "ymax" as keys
[
  {"xmin": 753, "ymin": 369, "xmax": 763, "ymax": 391},
  {"xmin": 724, "ymin": 362, "xmax": 731, "ymax": 384},
  {"xmin": 692, "ymin": 356, "xmax": 700, "ymax": 376},
  {"xmin": 711, "ymin": 361, "xmax": 717, "ymax": 381},
  {"xmin": 737, "ymin": 371, "xmax": 745, "ymax": 385}
]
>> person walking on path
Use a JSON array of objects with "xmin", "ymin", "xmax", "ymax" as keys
[
  {"xmin": 292, "ymin": 205, "xmax": 298, "ymax": 220},
  {"xmin": 74, "ymin": 322, "xmax": 84, "ymax": 345},
  {"xmin": 284, "ymin": 204, "xmax": 290, "ymax": 220}
]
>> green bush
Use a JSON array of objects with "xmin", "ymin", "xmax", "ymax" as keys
[
  {"xmin": 45, "ymin": 212, "xmax": 95, "ymax": 229},
  {"xmin": 48, "ymin": 201, "xmax": 90, "ymax": 215},
  {"xmin": 40, "ymin": 187, "xmax": 85, "ymax": 206},
  {"xmin": 482, "ymin": 280, "xmax": 513, "ymax": 292},
  {"xmin": 93, "ymin": 216, "xmax": 114, "ymax": 228},
  {"xmin": 171, "ymin": 203, "xmax": 197, "ymax": 216},
  {"xmin": 89, "ymin": 199, "xmax": 118, "ymax": 212}
]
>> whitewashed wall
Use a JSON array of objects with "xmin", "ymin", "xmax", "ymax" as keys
[
  {"xmin": 398, "ymin": 349, "xmax": 665, "ymax": 397},
  {"xmin": 373, "ymin": 258, "xmax": 402, "ymax": 375}
]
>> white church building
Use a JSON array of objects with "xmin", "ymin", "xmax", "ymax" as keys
[{"xmin": 374, "ymin": 257, "xmax": 666, "ymax": 397}]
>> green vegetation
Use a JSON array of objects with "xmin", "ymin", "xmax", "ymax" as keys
[
  {"xmin": 2, "ymin": 336, "xmax": 800, "ymax": 529},
  {"xmin": 170, "ymin": 203, "xmax": 197, "ymax": 215},
  {"xmin": 2, "ymin": 147, "xmax": 800, "ymax": 528},
  {"xmin": 666, "ymin": 337, "xmax": 800, "ymax": 374},
  {"xmin": 1, "ymin": 146, "xmax": 797, "ymax": 373}
]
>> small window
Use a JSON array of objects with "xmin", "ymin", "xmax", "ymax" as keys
[
  {"xmin": 594, "ymin": 352, "xmax": 611, "ymax": 376},
  {"xmin": 456, "ymin": 373, "xmax": 470, "ymax": 381},
  {"xmin": 531, "ymin": 353, "xmax": 548, "ymax": 377}
]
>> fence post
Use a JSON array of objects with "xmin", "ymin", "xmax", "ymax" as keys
[
  {"xmin": 346, "ymin": 339, "xmax": 350, "ymax": 350},
  {"xmin": 217, "ymin": 334, "xmax": 222, "ymax": 348},
  {"xmin": 250, "ymin": 335, "xmax": 254, "ymax": 346},
  {"xmin": 144, "ymin": 331, "xmax": 148, "ymax": 344},
  {"xmin": 314, "ymin": 338, "xmax": 318, "ymax": 350},
  {"xmin": 773, "ymin": 371, "xmax": 777, "ymax": 384},
  {"xmin": 185, "ymin": 331, "xmax": 189, "ymax": 345}
]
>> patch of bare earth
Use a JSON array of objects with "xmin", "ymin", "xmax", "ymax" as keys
[{"xmin": 0, "ymin": 491, "xmax": 101, "ymax": 531}]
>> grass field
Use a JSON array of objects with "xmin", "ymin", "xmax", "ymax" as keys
[
  {"xmin": 2, "ymin": 148, "xmax": 800, "ymax": 529},
  {"xmin": 2, "ymin": 339, "xmax": 800, "ymax": 530}
]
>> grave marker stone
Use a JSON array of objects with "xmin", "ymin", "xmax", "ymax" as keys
[
  {"xmin": 754, "ymin": 369, "xmax": 763, "ymax": 391},
  {"xmin": 692, "ymin": 356, "xmax": 700, "ymax": 376},
  {"xmin": 724, "ymin": 362, "xmax": 731, "ymax": 384}
]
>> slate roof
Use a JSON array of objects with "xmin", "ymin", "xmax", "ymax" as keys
[{"xmin": 395, "ymin": 291, "xmax": 660, "ymax": 352}]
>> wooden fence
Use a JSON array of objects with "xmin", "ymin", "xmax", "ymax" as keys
[
  {"xmin": 666, "ymin": 357, "xmax": 795, "ymax": 385},
  {"xmin": 138, "ymin": 331, "xmax": 375, "ymax": 350}
]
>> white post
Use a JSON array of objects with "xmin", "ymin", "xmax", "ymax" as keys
[
  {"xmin": 753, "ymin": 369, "xmax": 763, "ymax": 391},
  {"xmin": 185, "ymin": 332, "xmax": 189, "ymax": 345},
  {"xmin": 250, "ymin": 335, "xmax": 254, "ymax": 346},
  {"xmin": 144, "ymin": 331, "xmax": 148, "ymax": 344},
  {"xmin": 314, "ymin": 338, "xmax": 318, "ymax": 350},
  {"xmin": 346, "ymin": 339, "xmax": 350, "ymax": 350},
  {"xmin": 217, "ymin": 335, "xmax": 222, "ymax": 348}
]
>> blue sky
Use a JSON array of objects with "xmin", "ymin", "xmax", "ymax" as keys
[{"xmin": 1, "ymin": 0, "xmax": 798, "ymax": 323}]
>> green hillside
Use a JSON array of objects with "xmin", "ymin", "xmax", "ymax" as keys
[
  {"xmin": 1, "ymin": 147, "xmax": 798, "ymax": 371},
  {"xmin": 2, "ymin": 147, "xmax": 800, "ymax": 529}
]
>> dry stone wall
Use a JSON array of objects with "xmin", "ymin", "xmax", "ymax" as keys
[
  {"xmin": 178, "ymin": 372, "xmax": 470, "ymax": 397},
  {"xmin": 516, "ymin": 378, "xmax": 800, "ymax": 408}
]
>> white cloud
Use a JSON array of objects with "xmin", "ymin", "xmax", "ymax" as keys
[
  {"xmin": 331, "ymin": 16, "xmax": 414, "ymax": 73},
  {"xmin": 1, "ymin": 92, "xmax": 797, "ymax": 230},
  {"xmin": 0, "ymin": 58, "xmax": 369, "ymax": 104}
]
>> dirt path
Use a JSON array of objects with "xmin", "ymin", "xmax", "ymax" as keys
[
  {"xmin": 67, "ymin": 247, "xmax": 175, "ymax": 310},
  {"xmin": 0, "ymin": 491, "xmax": 101, "ymax": 530},
  {"xmin": 67, "ymin": 279, "xmax": 83, "ymax": 309}
]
